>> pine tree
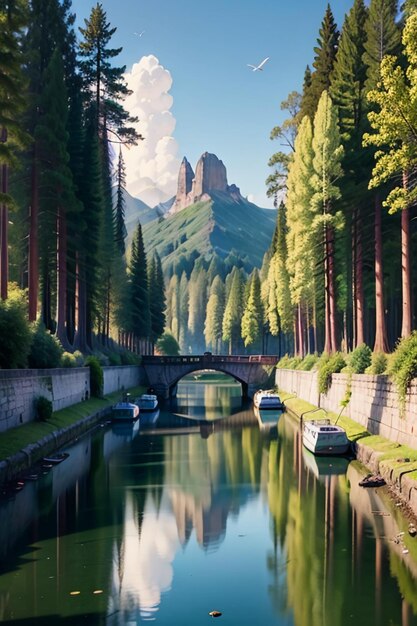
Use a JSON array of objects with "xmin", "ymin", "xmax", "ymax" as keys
[
  {"xmin": 241, "ymin": 270, "xmax": 263, "ymax": 351},
  {"xmin": 311, "ymin": 91, "xmax": 344, "ymax": 353},
  {"xmin": 363, "ymin": 0, "xmax": 400, "ymax": 352},
  {"xmin": 78, "ymin": 2, "xmax": 139, "ymax": 145},
  {"xmin": 204, "ymin": 275, "xmax": 225, "ymax": 353},
  {"xmin": 114, "ymin": 148, "xmax": 127, "ymax": 255},
  {"xmin": 364, "ymin": 12, "xmax": 417, "ymax": 338},
  {"xmin": 74, "ymin": 105, "xmax": 103, "ymax": 350},
  {"xmin": 34, "ymin": 50, "xmax": 80, "ymax": 345},
  {"xmin": 166, "ymin": 274, "xmax": 180, "ymax": 341},
  {"xmin": 0, "ymin": 0, "xmax": 28, "ymax": 300},
  {"xmin": 177, "ymin": 271, "xmax": 189, "ymax": 352},
  {"xmin": 188, "ymin": 266, "xmax": 208, "ymax": 353},
  {"xmin": 24, "ymin": 0, "xmax": 77, "ymax": 319},
  {"xmin": 331, "ymin": 0, "xmax": 369, "ymax": 348},
  {"xmin": 222, "ymin": 267, "xmax": 244, "ymax": 355},
  {"xmin": 128, "ymin": 221, "xmax": 150, "ymax": 350},
  {"xmin": 302, "ymin": 4, "xmax": 339, "ymax": 119},
  {"xmin": 148, "ymin": 251, "xmax": 166, "ymax": 347},
  {"xmin": 285, "ymin": 116, "xmax": 316, "ymax": 355}
]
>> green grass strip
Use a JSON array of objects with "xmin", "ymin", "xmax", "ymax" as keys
[{"xmin": 0, "ymin": 385, "xmax": 146, "ymax": 461}]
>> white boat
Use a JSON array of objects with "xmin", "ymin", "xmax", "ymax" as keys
[
  {"xmin": 112, "ymin": 400, "xmax": 140, "ymax": 421},
  {"xmin": 135, "ymin": 394, "xmax": 158, "ymax": 412},
  {"xmin": 302, "ymin": 419, "xmax": 350, "ymax": 456},
  {"xmin": 253, "ymin": 390, "xmax": 285, "ymax": 410}
]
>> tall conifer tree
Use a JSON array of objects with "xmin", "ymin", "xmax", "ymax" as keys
[
  {"xmin": 0, "ymin": 0, "xmax": 28, "ymax": 300},
  {"xmin": 301, "ymin": 4, "xmax": 339, "ymax": 120}
]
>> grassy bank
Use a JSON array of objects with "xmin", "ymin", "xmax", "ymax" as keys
[
  {"xmin": 0, "ymin": 385, "xmax": 145, "ymax": 461},
  {"xmin": 279, "ymin": 390, "xmax": 417, "ymax": 480}
]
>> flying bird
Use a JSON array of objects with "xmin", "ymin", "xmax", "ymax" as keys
[
  {"xmin": 134, "ymin": 30, "xmax": 145, "ymax": 37},
  {"xmin": 247, "ymin": 57, "xmax": 270, "ymax": 72}
]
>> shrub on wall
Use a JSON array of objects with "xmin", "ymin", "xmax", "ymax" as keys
[
  {"xmin": 0, "ymin": 285, "xmax": 32, "ymax": 368},
  {"xmin": 298, "ymin": 353, "xmax": 319, "ymax": 371},
  {"xmin": 28, "ymin": 322, "xmax": 64, "ymax": 368},
  {"xmin": 365, "ymin": 352, "xmax": 388, "ymax": 375},
  {"xmin": 388, "ymin": 332, "xmax": 417, "ymax": 410},
  {"xmin": 349, "ymin": 343, "xmax": 372, "ymax": 374},
  {"xmin": 318, "ymin": 352, "xmax": 346, "ymax": 395},
  {"xmin": 85, "ymin": 356, "xmax": 103, "ymax": 398},
  {"xmin": 36, "ymin": 396, "xmax": 52, "ymax": 421},
  {"xmin": 276, "ymin": 354, "xmax": 292, "ymax": 369}
]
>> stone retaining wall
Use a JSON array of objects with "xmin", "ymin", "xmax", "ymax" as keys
[
  {"xmin": 275, "ymin": 369, "xmax": 417, "ymax": 448},
  {"xmin": 0, "ymin": 368, "xmax": 90, "ymax": 432},
  {"xmin": 102, "ymin": 365, "xmax": 147, "ymax": 395},
  {"xmin": 0, "ymin": 365, "xmax": 148, "ymax": 433}
]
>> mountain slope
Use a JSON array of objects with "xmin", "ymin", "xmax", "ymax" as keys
[{"xmin": 142, "ymin": 192, "xmax": 276, "ymax": 275}]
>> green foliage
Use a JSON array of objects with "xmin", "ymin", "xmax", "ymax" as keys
[
  {"xmin": 0, "ymin": 286, "xmax": 31, "ymax": 368},
  {"xmin": 156, "ymin": 332, "xmax": 180, "ymax": 356},
  {"xmin": 120, "ymin": 350, "xmax": 141, "ymax": 365},
  {"xmin": 61, "ymin": 350, "xmax": 85, "ymax": 368},
  {"xmin": 287, "ymin": 356, "xmax": 302, "ymax": 369},
  {"xmin": 349, "ymin": 343, "xmax": 372, "ymax": 374},
  {"xmin": 298, "ymin": 353, "xmax": 319, "ymax": 371},
  {"xmin": 318, "ymin": 352, "xmax": 346, "ymax": 395},
  {"xmin": 36, "ymin": 396, "xmax": 53, "ymax": 422},
  {"xmin": 365, "ymin": 351, "xmax": 388, "ymax": 375},
  {"xmin": 300, "ymin": 5, "xmax": 339, "ymax": 119},
  {"xmin": 28, "ymin": 323, "xmax": 64, "ymax": 369},
  {"xmin": 85, "ymin": 356, "xmax": 103, "ymax": 398},
  {"xmin": 61, "ymin": 352, "xmax": 77, "ymax": 368},
  {"xmin": 277, "ymin": 354, "xmax": 292, "ymax": 369},
  {"xmin": 388, "ymin": 332, "xmax": 417, "ymax": 409}
]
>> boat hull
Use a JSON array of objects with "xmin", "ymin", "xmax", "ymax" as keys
[
  {"xmin": 302, "ymin": 420, "xmax": 350, "ymax": 456},
  {"xmin": 112, "ymin": 401, "xmax": 140, "ymax": 422}
]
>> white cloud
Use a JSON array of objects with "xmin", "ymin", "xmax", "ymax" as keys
[{"xmin": 123, "ymin": 55, "xmax": 181, "ymax": 207}]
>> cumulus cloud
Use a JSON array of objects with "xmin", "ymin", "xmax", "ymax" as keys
[{"xmin": 122, "ymin": 55, "xmax": 181, "ymax": 207}]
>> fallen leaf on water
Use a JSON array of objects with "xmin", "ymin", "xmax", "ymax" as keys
[
  {"xmin": 93, "ymin": 590, "xmax": 103, "ymax": 595},
  {"xmin": 209, "ymin": 610, "xmax": 222, "ymax": 617},
  {"xmin": 70, "ymin": 591, "xmax": 81, "ymax": 596}
]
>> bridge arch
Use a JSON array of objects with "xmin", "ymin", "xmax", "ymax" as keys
[
  {"xmin": 142, "ymin": 355, "xmax": 278, "ymax": 400},
  {"xmin": 167, "ymin": 366, "xmax": 249, "ymax": 398}
]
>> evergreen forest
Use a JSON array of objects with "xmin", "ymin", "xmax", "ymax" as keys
[{"xmin": 2, "ymin": 0, "xmax": 417, "ymax": 367}]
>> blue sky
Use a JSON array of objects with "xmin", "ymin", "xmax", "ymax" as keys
[{"xmin": 70, "ymin": 0, "xmax": 354, "ymax": 207}]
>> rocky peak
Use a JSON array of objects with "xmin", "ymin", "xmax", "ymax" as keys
[
  {"xmin": 172, "ymin": 157, "xmax": 195, "ymax": 213},
  {"xmin": 193, "ymin": 152, "xmax": 228, "ymax": 196},
  {"xmin": 171, "ymin": 152, "xmax": 242, "ymax": 213}
]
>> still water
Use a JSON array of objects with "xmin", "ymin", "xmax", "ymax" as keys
[{"xmin": 0, "ymin": 374, "xmax": 417, "ymax": 625}]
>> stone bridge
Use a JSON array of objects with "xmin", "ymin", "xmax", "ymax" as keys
[{"xmin": 141, "ymin": 354, "xmax": 278, "ymax": 400}]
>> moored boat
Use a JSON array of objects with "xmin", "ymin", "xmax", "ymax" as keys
[
  {"xmin": 253, "ymin": 390, "xmax": 285, "ymax": 410},
  {"xmin": 112, "ymin": 399, "xmax": 140, "ymax": 421},
  {"xmin": 135, "ymin": 393, "xmax": 158, "ymax": 412},
  {"xmin": 302, "ymin": 418, "xmax": 350, "ymax": 456}
]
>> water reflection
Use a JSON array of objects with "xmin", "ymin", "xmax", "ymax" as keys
[
  {"xmin": 0, "ymin": 382, "xmax": 417, "ymax": 625},
  {"xmin": 172, "ymin": 373, "xmax": 242, "ymax": 420}
]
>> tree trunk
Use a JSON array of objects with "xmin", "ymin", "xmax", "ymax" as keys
[
  {"xmin": 401, "ymin": 172, "xmax": 412, "ymax": 338},
  {"xmin": 328, "ymin": 226, "xmax": 337, "ymax": 352},
  {"xmin": 373, "ymin": 194, "xmax": 389, "ymax": 353},
  {"xmin": 0, "ymin": 128, "xmax": 8, "ymax": 300},
  {"xmin": 56, "ymin": 204, "xmax": 70, "ymax": 349},
  {"xmin": 323, "ymin": 225, "xmax": 331, "ymax": 353},
  {"xmin": 73, "ymin": 253, "xmax": 87, "ymax": 352},
  {"xmin": 297, "ymin": 301, "xmax": 304, "ymax": 358},
  {"xmin": 352, "ymin": 209, "xmax": 356, "ymax": 349},
  {"xmin": 355, "ymin": 210, "xmax": 365, "ymax": 347},
  {"xmin": 28, "ymin": 148, "xmax": 39, "ymax": 320}
]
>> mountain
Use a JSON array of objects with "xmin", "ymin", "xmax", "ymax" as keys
[
  {"xmin": 122, "ymin": 189, "xmax": 159, "ymax": 233},
  {"xmin": 142, "ymin": 152, "xmax": 276, "ymax": 276}
]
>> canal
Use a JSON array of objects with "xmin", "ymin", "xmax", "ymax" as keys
[{"xmin": 0, "ymin": 373, "xmax": 417, "ymax": 625}]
